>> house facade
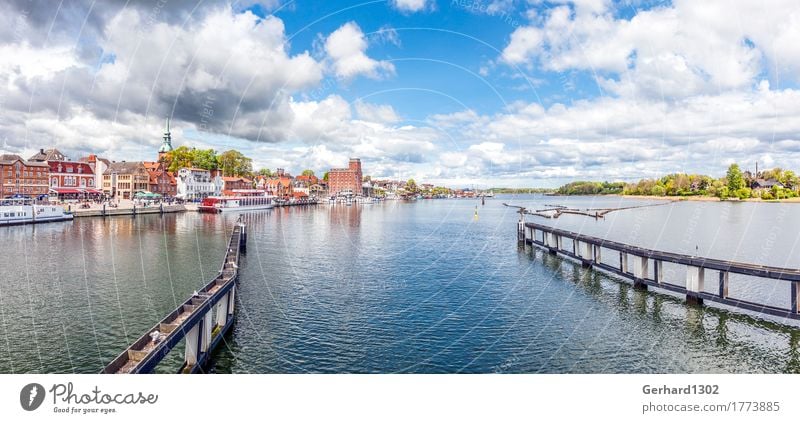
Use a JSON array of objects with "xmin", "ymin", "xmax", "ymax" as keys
[
  {"xmin": 328, "ymin": 158, "xmax": 363, "ymax": 197},
  {"xmin": 103, "ymin": 162, "xmax": 150, "ymax": 199},
  {"xmin": 176, "ymin": 168, "xmax": 222, "ymax": 200},
  {"xmin": 221, "ymin": 176, "xmax": 253, "ymax": 195},
  {"xmin": 0, "ymin": 154, "xmax": 50, "ymax": 197},
  {"xmin": 143, "ymin": 161, "xmax": 177, "ymax": 197},
  {"xmin": 47, "ymin": 161, "xmax": 96, "ymax": 191},
  {"xmin": 80, "ymin": 154, "xmax": 110, "ymax": 190}
]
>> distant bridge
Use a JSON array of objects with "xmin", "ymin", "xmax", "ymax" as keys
[
  {"xmin": 103, "ymin": 216, "xmax": 247, "ymax": 373},
  {"xmin": 519, "ymin": 219, "xmax": 800, "ymax": 320}
]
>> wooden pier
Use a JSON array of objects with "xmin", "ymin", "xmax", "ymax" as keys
[
  {"xmin": 103, "ymin": 216, "xmax": 247, "ymax": 374},
  {"xmin": 519, "ymin": 220, "xmax": 800, "ymax": 320}
]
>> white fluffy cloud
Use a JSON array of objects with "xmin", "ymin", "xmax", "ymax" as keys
[
  {"xmin": 501, "ymin": 0, "xmax": 800, "ymax": 99},
  {"xmin": 391, "ymin": 0, "xmax": 431, "ymax": 13},
  {"xmin": 0, "ymin": 5, "xmax": 329, "ymax": 158},
  {"xmin": 325, "ymin": 22, "xmax": 395, "ymax": 80},
  {"xmin": 354, "ymin": 100, "xmax": 401, "ymax": 124},
  {"xmin": 425, "ymin": 85, "xmax": 800, "ymax": 184}
]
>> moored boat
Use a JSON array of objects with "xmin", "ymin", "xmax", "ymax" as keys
[
  {"xmin": 0, "ymin": 197, "xmax": 73, "ymax": 226},
  {"xmin": 198, "ymin": 192, "xmax": 275, "ymax": 213}
]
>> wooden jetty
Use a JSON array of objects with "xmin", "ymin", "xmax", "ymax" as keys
[
  {"xmin": 518, "ymin": 219, "xmax": 800, "ymax": 320},
  {"xmin": 103, "ymin": 215, "xmax": 247, "ymax": 374}
]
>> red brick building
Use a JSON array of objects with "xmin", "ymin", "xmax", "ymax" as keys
[
  {"xmin": 143, "ymin": 161, "xmax": 177, "ymax": 197},
  {"xmin": 221, "ymin": 176, "xmax": 253, "ymax": 195},
  {"xmin": 0, "ymin": 154, "xmax": 50, "ymax": 197},
  {"xmin": 328, "ymin": 158, "xmax": 362, "ymax": 196}
]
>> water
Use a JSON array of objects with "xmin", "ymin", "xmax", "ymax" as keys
[{"xmin": 1, "ymin": 195, "xmax": 800, "ymax": 373}]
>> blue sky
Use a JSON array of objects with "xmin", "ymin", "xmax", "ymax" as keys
[{"xmin": 3, "ymin": 0, "xmax": 800, "ymax": 187}]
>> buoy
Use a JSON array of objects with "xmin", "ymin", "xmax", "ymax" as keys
[{"xmin": 474, "ymin": 206, "xmax": 479, "ymax": 220}]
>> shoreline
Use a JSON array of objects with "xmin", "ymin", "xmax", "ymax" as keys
[{"xmin": 609, "ymin": 194, "xmax": 800, "ymax": 203}]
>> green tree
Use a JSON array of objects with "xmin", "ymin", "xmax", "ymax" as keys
[
  {"xmin": 301, "ymin": 169, "xmax": 315, "ymax": 177},
  {"xmin": 322, "ymin": 171, "xmax": 329, "ymax": 182},
  {"xmin": 166, "ymin": 146, "xmax": 195, "ymax": 172},
  {"xmin": 217, "ymin": 149, "xmax": 253, "ymax": 177},
  {"xmin": 780, "ymin": 170, "xmax": 796, "ymax": 188},
  {"xmin": 257, "ymin": 168, "xmax": 273, "ymax": 177},
  {"xmin": 726, "ymin": 163, "xmax": 745, "ymax": 192},
  {"xmin": 192, "ymin": 148, "xmax": 218, "ymax": 170},
  {"xmin": 405, "ymin": 178, "xmax": 418, "ymax": 194}
]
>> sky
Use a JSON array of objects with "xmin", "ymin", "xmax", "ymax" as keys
[{"xmin": 2, "ymin": 0, "xmax": 800, "ymax": 188}]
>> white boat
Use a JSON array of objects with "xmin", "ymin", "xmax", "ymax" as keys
[
  {"xmin": 0, "ymin": 198, "xmax": 73, "ymax": 226},
  {"xmin": 198, "ymin": 194, "xmax": 275, "ymax": 213}
]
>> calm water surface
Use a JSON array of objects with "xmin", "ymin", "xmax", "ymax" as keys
[{"xmin": 2, "ymin": 195, "xmax": 800, "ymax": 373}]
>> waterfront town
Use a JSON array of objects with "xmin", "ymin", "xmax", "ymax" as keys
[{"xmin": 0, "ymin": 120, "xmax": 469, "ymax": 212}]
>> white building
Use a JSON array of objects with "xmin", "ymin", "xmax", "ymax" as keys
[{"xmin": 176, "ymin": 168, "xmax": 223, "ymax": 200}]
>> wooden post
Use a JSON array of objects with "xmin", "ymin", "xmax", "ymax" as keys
[
  {"xmin": 686, "ymin": 265, "xmax": 705, "ymax": 305},
  {"xmin": 632, "ymin": 255, "xmax": 648, "ymax": 290},
  {"xmin": 184, "ymin": 322, "xmax": 200, "ymax": 368},
  {"xmin": 792, "ymin": 282, "xmax": 799, "ymax": 314},
  {"xmin": 653, "ymin": 260, "xmax": 660, "ymax": 284},
  {"xmin": 718, "ymin": 271, "xmax": 729, "ymax": 298},
  {"xmin": 216, "ymin": 294, "xmax": 229, "ymax": 328}
]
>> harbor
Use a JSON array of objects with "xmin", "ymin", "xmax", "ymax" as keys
[{"xmin": 3, "ymin": 196, "xmax": 800, "ymax": 374}]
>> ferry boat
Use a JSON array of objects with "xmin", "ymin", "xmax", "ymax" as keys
[
  {"xmin": 198, "ymin": 192, "xmax": 275, "ymax": 213},
  {"xmin": 0, "ymin": 197, "xmax": 73, "ymax": 226}
]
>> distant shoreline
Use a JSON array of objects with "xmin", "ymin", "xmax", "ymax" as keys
[{"xmin": 605, "ymin": 194, "xmax": 800, "ymax": 203}]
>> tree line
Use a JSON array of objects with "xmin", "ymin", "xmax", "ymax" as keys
[
  {"xmin": 555, "ymin": 164, "xmax": 799, "ymax": 200},
  {"xmin": 161, "ymin": 146, "xmax": 253, "ymax": 177}
]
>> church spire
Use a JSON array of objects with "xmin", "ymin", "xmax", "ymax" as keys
[{"xmin": 159, "ymin": 117, "xmax": 173, "ymax": 154}]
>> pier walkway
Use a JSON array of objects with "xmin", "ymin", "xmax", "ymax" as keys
[
  {"xmin": 103, "ymin": 216, "xmax": 247, "ymax": 374},
  {"xmin": 519, "ymin": 220, "xmax": 800, "ymax": 320}
]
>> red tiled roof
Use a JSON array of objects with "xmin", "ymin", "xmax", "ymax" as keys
[{"xmin": 48, "ymin": 161, "xmax": 94, "ymax": 174}]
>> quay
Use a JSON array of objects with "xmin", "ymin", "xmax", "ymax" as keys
[
  {"xmin": 72, "ymin": 203, "xmax": 186, "ymax": 218},
  {"xmin": 103, "ymin": 215, "xmax": 247, "ymax": 374},
  {"xmin": 519, "ymin": 220, "xmax": 800, "ymax": 320}
]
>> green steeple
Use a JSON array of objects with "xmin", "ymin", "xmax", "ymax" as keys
[{"xmin": 159, "ymin": 117, "xmax": 173, "ymax": 153}]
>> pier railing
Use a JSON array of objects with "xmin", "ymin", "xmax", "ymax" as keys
[
  {"xmin": 103, "ymin": 215, "xmax": 247, "ymax": 374},
  {"xmin": 520, "ymin": 220, "xmax": 800, "ymax": 320}
]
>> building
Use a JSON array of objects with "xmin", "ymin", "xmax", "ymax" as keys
[
  {"xmin": 309, "ymin": 183, "xmax": 327, "ymax": 198},
  {"xmin": 158, "ymin": 118, "xmax": 174, "ymax": 162},
  {"xmin": 176, "ymin": 168, "xmax": 222, "ymax": 200},
  {"xmin": 80, "ymin": 154, "xmax": 110, "ymax": 190},
  {"xmin": 103, "ymin": 161, "xmax": 150, "ymax": 199},
  {"xmin": 28, "ymin": 148, "xmax": 67, "ymax": 162},
  {"xmin": 751, "ymin": 179, "xmax": 784, "ymax": 192},
  {"xmin": 47, "ymin": 160, "xmax": 99, "ymax": 198},
  {"xmin": 221, "ymin": 176, "xmax": 253, "ymax": 195},
  {"xmin": 264, "ymin": 175, "xmax": 293, "ymax": 198},
  {"xmin": 293, "ymin": 179, "xmax": 309, "ymax": 196},
  {"xmin": 143, "ymin": 162, "xmax": 177, "ymax": 197},
  {"xmin": 0, "ymin": 154, "xmax": 50, "ymax": 197},
  {"xmin": 328, "ymin": 158, "xmax": 363, "ymax": 197},
  {"xmin": 295, "ymin": 173, "xmax": 319, "ymax": 187}
]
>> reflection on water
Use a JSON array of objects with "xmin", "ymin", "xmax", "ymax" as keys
[{"xmin": 0, "ymin": 196, "xmax": 800, "ymax": 373}]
